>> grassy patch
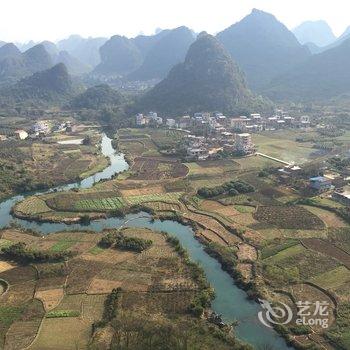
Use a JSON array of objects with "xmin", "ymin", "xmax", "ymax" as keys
[
  {"xmin": 0, "ymin": 239, "xmax": 13, "ymax": 249},
  {"xmin": 326, "ymin": 303, "xmax": 350, "ymax": 350},
  {"xmin": 126, "ymin": 192, "xmax": 183, "ymax": 205},
  {"xmin": 88, "ymin": 246, "xmax": 104, "ymax": 255},
  {"xmin": 264, "ymin": 244, "xmax": 306, "ymax": 264},
  {"xmin": 50, "ymin": 239, "xmax": 78, "ymax": 252},
  {"xmin": 234, "ymin": 205, "xmax": 255, "ymax": 213},
  {"xmin": 261, "ymin": 239, "xmax": 299, "ymax": 259},
  {"xmin": 46, "ymin": 310, "xmax": 80, "ymax": 318},
  {"xmin": 0, "ymin": 306, "xmax": 23, "ymax": 327},
  {"xmin": 310, "ymin": 266, "xmax": 350, "ymax": 290}
]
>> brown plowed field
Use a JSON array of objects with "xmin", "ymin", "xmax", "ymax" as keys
[
  {"xmin": 302, "ymin": 238, "xmax": 350, "ymax": 269},
  {"xmin": 130, "ymin": 157, "xmax": 188, "ymax": 180}
]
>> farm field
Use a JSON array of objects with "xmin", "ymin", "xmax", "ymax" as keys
[
  {"xmin": 254, "ymin": 205, "xmax": 326, "ymax": 229},
  {"xmin": 0, "ymin": 227, "xmax": 239, "ymax": 350},
  {"xmin": 130, "ymin": 157, "xmax": 188, "ymax": 180},
  {"xmin": 0, "ymin": 130, "xmax": 108, "ymax": 201},
  {"xmin": 6, "ymin": 126, "xmax": 350, "ymax": 350},
  {"xmin": 252, "ymin": 132, "xmax": 316, "ymax": 164}
]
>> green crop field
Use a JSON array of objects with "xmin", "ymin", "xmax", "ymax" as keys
[
  {"xmin": 125, "ymin": 192, "xmax": 183, "ymax": 205},
  {"xmin": 264, "ymin": 244, "xmax": 306, "ymax": 264},
  {"xmin": 0, "ymin": 239, "xmax": 13, "ymax": 249},
  {"xmin": 46, "ymin": 310, "xmax": 80, "ymax": 318},
  {"xmin": 74, "ymin": 197, "xmax": 126, "ymax": 211},
  {"xmin": 310, "ymin": 266, "xmax": 350, "ymax": 289},
  {"xmin": 50, "ymin": 238, "xmax": 79, "ymax": 252}
]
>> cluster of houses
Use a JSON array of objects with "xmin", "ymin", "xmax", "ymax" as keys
[
  {"xmin": 230, "ymin": 112, "xmax": 311, "ymax": 132},
  {"xmin": 0, "ymin": 120, "xmax": 75, "ymax": 141},
  {"xmin": 308, "ymin": 175, "xmax": 350, "ymax": 205},
  {"xmin": 135, "ymin": 110, "xmax": 311, "ymax": 160},
  {"xmin": 138, "ymin": 110, "xmax": 349, "ymax": 200},
  {"xmin": 278, "ymin": 163, "xmax": 350, "ymax": 204},
  {"xmin": 137, "ymin": 111, "xmax": 306, "ymax": 159},
  {"xmin": 136, "ymin": 110, "xmax": 312, "ymax": 133},
  {"xmin": 136, "ymin": 110, "xmax": 313, "ymax": 136},
  {"xmin": 183, "ymin": 132, "xmax": 255, "ymax": 160}
]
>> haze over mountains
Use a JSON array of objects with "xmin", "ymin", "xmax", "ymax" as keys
[
  {"xmin": 128, "ymin": 27, "xmax": 195, "ymax": 81},
  {"xmin": 0, "ymin": 63, "xmax": 74, "ymax": 106},
  {"xmin": 293, "ymin": 20, "xmax": 336, "ymax": 47},
  {"xmin": 216, "ymin": 9, "xmax": 311, "ymax": 90},
  {"xmin": 1, "ymin": 8, "xmax": 350, "ymax": 108},
  {"xmin": 94, "ymin": 27, "xmax": 195, "ymax": 80},
  {"xmin": 265, "ymin": 38, "xmax": 350, "ymax": 101},
  {"xmin": 57, "ymin": 35, "xmax": 107, "ymax": 67},
  {"xmin": 0, "ymin": 43, "xmax": 52, "ymax": 85}
]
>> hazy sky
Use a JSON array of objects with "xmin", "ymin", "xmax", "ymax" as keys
[{"xmin": 1, "ymin": 0, "xmax": 349, "ymax": 43}]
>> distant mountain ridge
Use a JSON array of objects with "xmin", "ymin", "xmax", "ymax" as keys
[
  {"xmin": 216, "ymin": 9, "xmax": 311, "ymax": 90},
  {"xmin": 128, "ymin": 27, "xmax": 195, "ymax": 81},
  {"xmin": 57, "ymin": 35, "xmax": 107, "ymax": 67},
  {"xmin": 293, "ymin": 20, "xmax": 336, "ymax": 47},
  {"xmin": 94, "ymin": 35, "xmax": 142, "ymax": 75},
  {"xmin": 136, "ymin": 32, "xmax": 272, "ymax": 115},
  {"xmin": 0, "ymin": 63, "xmax": 74, "ymax": 105},
  {"xmin": 41, "ymin": 41, "xmax": 90, "ymax": 75},
  {"xmin": 70, "ymin": 84, "xmax": 125, "ymax": 109},
  {"xmin": 0, "ymin": 43, "xmax": 53, "ymax": 85},
  {"xmin": 94, "ymin": 27, "xmax": 195, "ymax": 80},
  {"xmin": 265, "ymin": 38, "xmax": 350, "ymax": 101},
  {"xmin": 319, "ymin": 26, "xmax": 350, "ymax": 52}
]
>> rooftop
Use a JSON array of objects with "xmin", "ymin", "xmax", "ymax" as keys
[{"xmin": 309, "ymin": 176, "xmax": 329, "ymax": 182}]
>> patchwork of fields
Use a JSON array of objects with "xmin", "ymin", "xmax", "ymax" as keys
[
  {"xmin": 5, "ymin": 127, "xmax": 350, "ymax": 350},
  {"xmin": 0, "ymin": 227, "xmax": 236, "ymax": 350}
]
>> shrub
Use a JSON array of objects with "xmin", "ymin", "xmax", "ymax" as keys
[
  {"xmin": 98, "ymin": 231, "xmax": 153, "ymax": 253},
  {"xmin": 1, "ymin": 242, "xmax": 73, "ymax": 263},
  {"xmin": 197, "ymin": 180, "xmax": 255, "ymax": 198}
]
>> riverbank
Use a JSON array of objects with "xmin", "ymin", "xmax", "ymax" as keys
[
  {"xmin": 0, "ymin": 226, "xmax": 246, "ymax": 350},
  {"xmin": 0, "ymin": 134, "xmax": 295, "ymax": 350},
  {"xmin": 0, "ymin": 130, "xmax": 109, "ymax": 202}
]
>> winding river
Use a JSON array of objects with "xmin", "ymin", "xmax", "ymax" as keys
[{"xmin": 0, "ymin": 135, "xmax": 292, "ymax": 350}]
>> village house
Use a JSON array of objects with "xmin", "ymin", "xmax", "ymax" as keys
[
  {"xmin": 14, "ymin": 130, "xmax": 28, "ymax": 140},
  {"xmin": 246, "ymin": 124, "xmax": 263, "ymax": 132},
  {"xmin": 31, "ymin": 120, "xmax": 50, "ymax": 136},
  {"xmin": 283, "ymin": 116, "xmax": 294, "ymax": 126},
  {"xmin": 332, "ymin": 190, "xmax": 350, "ymax": 206},
  {"xmin": 235, "ymin": 133, "xmax": 255, "ymax": 155},
  {"xmin": 266, "ymin": 116, "xmax": 279, "ymax": 129},
  {"xmin": 309, "ymin": 176, "xmax": 333, "ymax": 192},
  {"xmin": 278, "ymin": 164, "xmax": 301, "ymax": 176},
  {"xmin": 220, "ymin": 131, "xmax": 234, "ymax": 143},
  {"xmin": 215, "ymin": 113, "xmax": 228, "ymax": 126},
  {"xmin": 166, "ymin": 118, "xmax": 176, "ymax": 128},
  {"xmin": 298, "ymin": 115, "xmax": 311, "ymax": 128},
  {"xmin": 230, "ymin": 117, "xmax": 249, "ymax": 131},
  {"xmin": 187, "ymin": 147, "xmax": 209, "ymax": 160},
  {"xmin": 178, "ymin": 116, "xmax": 192, "ymax": 129},
  {"xmin": 250, "ymin": 113, "xmax": 262, "ymax": 122},
  {"xmin": 65, "ymin": 121, "xmax": 76, "ymax": 133},
  {"xmin": 148, "ymin": 112, "xmax": 163, "ymax": 125},
  {"xmin": 136, "ymin": 114, "xmax": 149, "ymax": 126}
]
